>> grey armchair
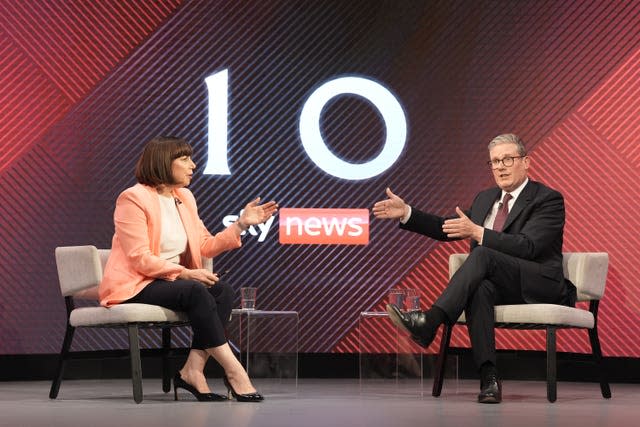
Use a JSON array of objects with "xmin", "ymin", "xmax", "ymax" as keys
[
  {"xmin": 49, "ymin": 245, "xmax": 206, "ymax": 403},
  {"xmin": 432, "ymin": 252, "xmax": 612, "ymax": 402}
]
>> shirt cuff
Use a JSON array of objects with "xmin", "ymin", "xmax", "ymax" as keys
[{"xmin": 400, "ymin": 205, "xmax": 412, "ymax": 224}]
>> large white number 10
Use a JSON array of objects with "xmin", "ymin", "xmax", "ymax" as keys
[{"xmin": 204, "ymin": 69, "xmax": 407, "ymax": 180}]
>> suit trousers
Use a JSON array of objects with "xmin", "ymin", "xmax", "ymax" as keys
[
  {"xmin": 434, "ymin": 246, "xmax": 526, "ymax": 368},
  {"xmin": 123, "ymin": 279, "xmax": 233, "ymax": 350}
]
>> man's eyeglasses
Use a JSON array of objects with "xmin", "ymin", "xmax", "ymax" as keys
[{"xmin": 487, "ymin": 156, "xmax": 525, "ymax": 169}]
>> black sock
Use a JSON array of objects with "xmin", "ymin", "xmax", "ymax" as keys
[
  {"xmin": 428, "ymin": 305, "xmax": 449, "ymax": 325},
  {"xmin": 480, "ymin": 362, "xmax": 497, "ymax": 385}
]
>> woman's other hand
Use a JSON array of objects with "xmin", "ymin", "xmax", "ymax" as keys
[{"xmin": 178, "ymin": 268, "xmax": 219, "ymax": 286}]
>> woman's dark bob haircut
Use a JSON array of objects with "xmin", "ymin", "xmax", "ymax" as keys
[{"xmin": 135, "ymin": 136, "xmax": 193, "ymax": 186}]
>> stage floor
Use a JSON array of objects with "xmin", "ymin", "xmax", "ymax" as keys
[{"xmin": 0, "ymin": 379, "xmax": 635, "ymax": 427}]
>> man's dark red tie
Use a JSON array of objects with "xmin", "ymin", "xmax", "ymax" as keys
[{"xmin": 492, "ymin": 193, "xmax": 512, "ymax": 232}]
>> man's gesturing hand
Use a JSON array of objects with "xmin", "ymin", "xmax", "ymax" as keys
[
  {"xmin": 442, "ymin": 207, "xmax": 484, "ymax": 242},
  {"xmin": 372, "ymin": 187, "xmax": 410, "ymax": 220}
]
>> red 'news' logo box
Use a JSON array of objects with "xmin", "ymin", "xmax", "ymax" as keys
[{"xmin": 279, "ymin": 208, "xmax": 369, "ymax": 245}]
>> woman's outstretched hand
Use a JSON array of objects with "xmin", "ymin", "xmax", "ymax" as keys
[{"xmin": 237, "ymin": 197, "xmax": 279, "ymax": 230}]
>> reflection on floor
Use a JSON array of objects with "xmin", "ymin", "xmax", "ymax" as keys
[{"xmin": 0, "ymin": 378, "xmax": 634, "ymax": 427}]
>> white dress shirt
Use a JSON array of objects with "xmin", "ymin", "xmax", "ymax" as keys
[{"xmin": 158, "ymin": 194, "xmax": 188, "ymax": 264}]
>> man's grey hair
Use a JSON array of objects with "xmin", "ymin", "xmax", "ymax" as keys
[{"xmin": 488, "ymin": 134, "xmax": 527, "ymax": 156}]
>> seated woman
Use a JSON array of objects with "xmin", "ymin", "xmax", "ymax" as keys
[{"xmin": 99, "ymin": 136, "xmax": 278, "ymax": 402}]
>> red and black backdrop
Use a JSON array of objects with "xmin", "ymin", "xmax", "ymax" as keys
[{"xmin": 1, "ymin": 0, "xmax": 639, "ymax": 358}]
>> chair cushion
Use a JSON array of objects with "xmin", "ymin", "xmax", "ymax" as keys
[
  {"xmin": 457, "ymin": 304, "xmax": 594, "ymax": 329},
  {"xmin": 70, "ymin": 303, "xmax": 188, "ymax": 327}
]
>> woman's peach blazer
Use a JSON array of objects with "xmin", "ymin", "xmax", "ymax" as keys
[{"xmin": 99, "ymin": 184, "xmax": 241, "ymax": 306}]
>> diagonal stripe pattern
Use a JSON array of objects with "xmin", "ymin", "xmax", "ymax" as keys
[{"xmin": 1, "ymin": 1, "xmax": 640, "ymax": 358}]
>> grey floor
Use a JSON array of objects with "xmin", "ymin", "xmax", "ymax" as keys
[{"xmin": 0, "ymin": 378, "xmax": 635, "ymax": 427}]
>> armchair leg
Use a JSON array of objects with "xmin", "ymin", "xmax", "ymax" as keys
[
  {"xmin": 546, "ymin": 327, "xmax": 557, "ymax": 403},
  {"xmin": 588, "ymin": 326, "xmax": 611, "ymax": 398},
  {"xmin": 432, "ymin": 324, "xmax": 453, "ymax": 397},
  {"xmin": 162, "ymin": 327, "xmax": 172, "ymax": 393},
  {"xmin": 128, "ymin": 325, "xmax": 143, "ymax": 404},
  {"xmin": 49, "ymin": 324, "xmax": 75, "ymax": 399}
]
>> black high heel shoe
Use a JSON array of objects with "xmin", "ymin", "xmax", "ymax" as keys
[
  {"xmin": 173, "ymin": 373, "xmax": 227, "ymax": 401},
  {"xmin": 223, "ymin": 375, "xmax": 264, "ymax": 402}
]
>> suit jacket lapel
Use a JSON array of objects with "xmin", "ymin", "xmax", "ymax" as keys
[
  {"xmin": 474, "ymin": 188, "xmax": 501, "ymax": 225},
  {"xmin": 503, "ymin": 180, "xmax": 536, "ymax": 231},
  {"xmin": 139, "ymin": 184, "xmax": 163, "ymax": 254}
]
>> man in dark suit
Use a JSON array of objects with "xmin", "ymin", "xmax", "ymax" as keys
[{"xmin": 372, "ymin": 134, "xmax": 575, "ymax": 403}]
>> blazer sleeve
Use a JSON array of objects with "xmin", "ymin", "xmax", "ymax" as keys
[
  {"xmin": 178, "ymin": 189, "xmax": 242, "ymax": 260},
  {"xmin": 197, "ymin": 217, "xmax": 242, "ymax": 259},
  {"xmin": 400, "ymin": 206, "xmax": 462, "ymax": 242}
]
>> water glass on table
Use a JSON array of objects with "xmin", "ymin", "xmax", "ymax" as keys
[
  {"xmin": 388, "ymin": 289, "xmax": 405, "ymax": 310},
  {"xmin": 240, "ymin": 287, "xmax": 257, "ymax": 310},
  {"xmin": 405, "ymin": 289, "xmax": 420, "ymax": 311}
]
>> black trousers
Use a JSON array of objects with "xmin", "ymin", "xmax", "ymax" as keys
[
  {"xmin": 123, "ymin": 279, "xmax": 233, "ymax": 349},
  {"xmin": 434, "ymin": 246, "xmax": 526, "ymax": 368}
]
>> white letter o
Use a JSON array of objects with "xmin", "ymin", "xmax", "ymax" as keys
[{"xmin": 299, "ymin": 77, "xmax": 407, "ymax": 180}]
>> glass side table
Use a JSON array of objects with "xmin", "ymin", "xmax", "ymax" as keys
[
  {"xmin": 359, "ymin": 311, "xmax": 458, "ymax": 396},
  {"xmin": 228, "ymin": 309, "xmax": 298, "ymax": 389}
]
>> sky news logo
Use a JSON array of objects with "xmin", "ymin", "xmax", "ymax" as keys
[{"xmin": 279, "ymin": 208, "xmax": 369, "ymax": 245}]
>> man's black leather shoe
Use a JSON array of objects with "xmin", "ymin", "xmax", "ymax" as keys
[
  {"xmin": 386, "ymin": 304, "xmax": 438, "ymax": 348},
  {"xmin": 477, "ymin": 374, "xmax": 502, "ymax": 404}
]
